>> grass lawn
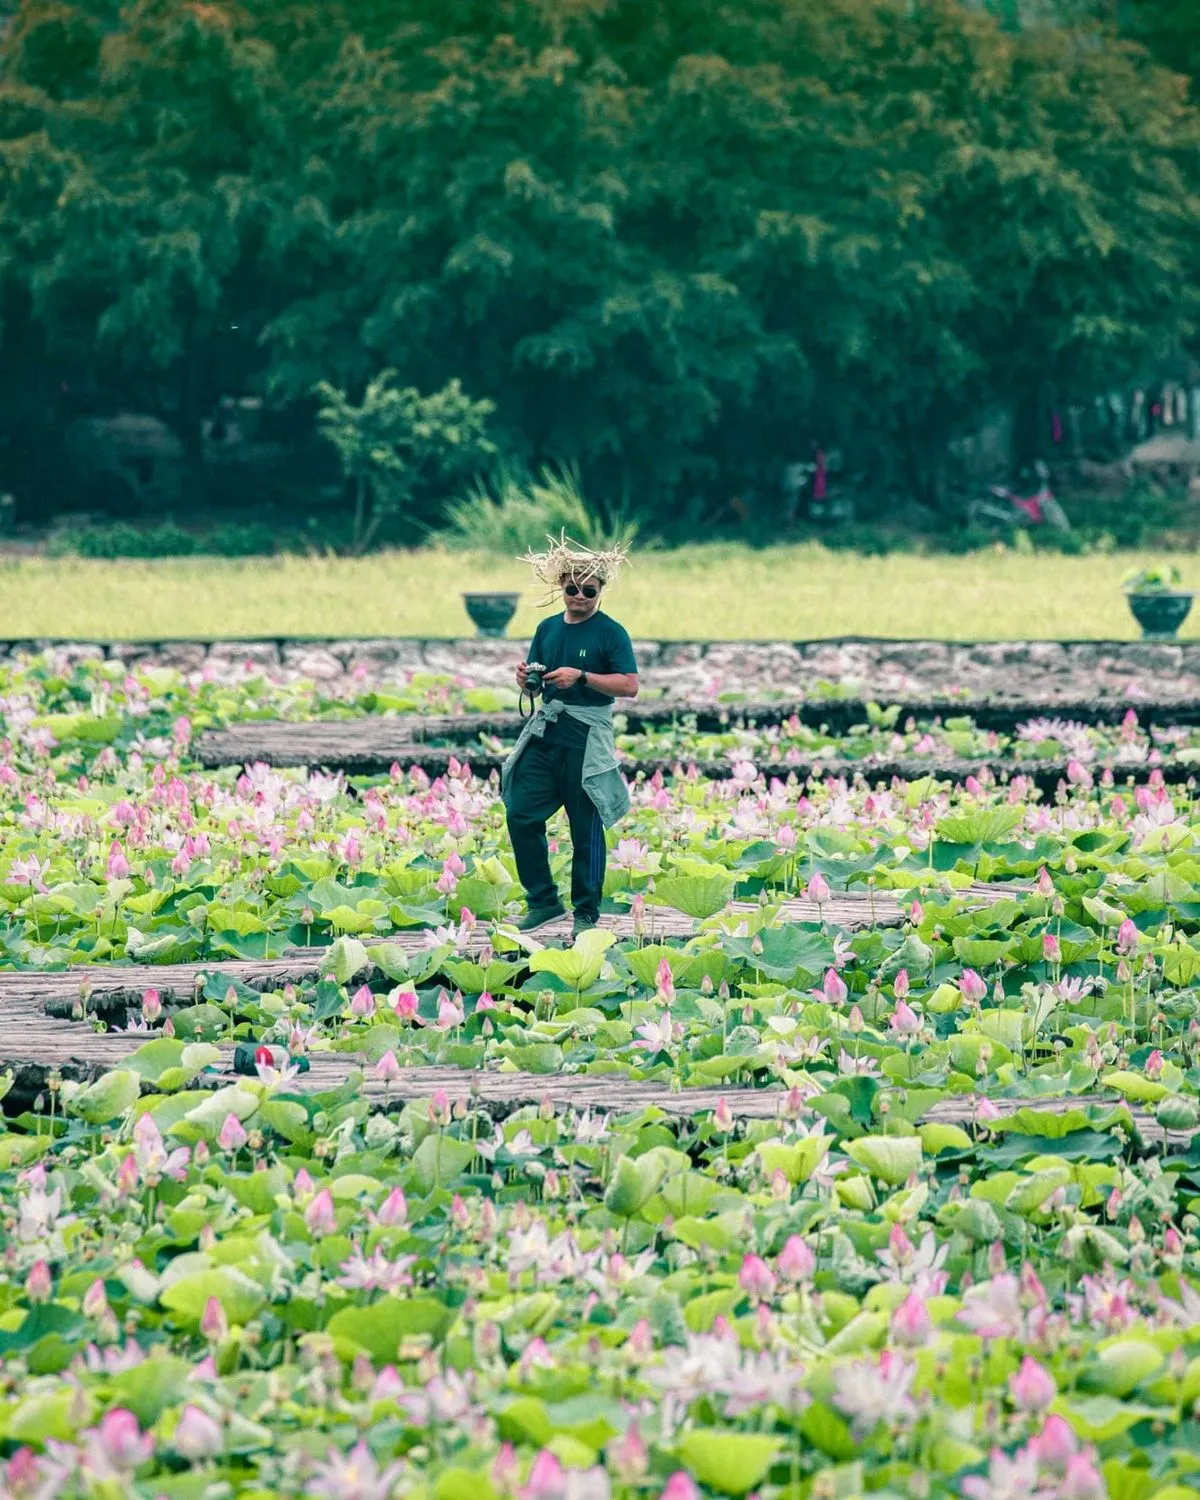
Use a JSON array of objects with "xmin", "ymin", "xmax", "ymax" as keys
[{"xmin": 0, "ymin": 543, "xmax": 1192, "ymax": 641}]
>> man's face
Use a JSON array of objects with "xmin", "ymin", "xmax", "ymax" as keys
[{"xmin": 562, "ymin": 573, "xmax": 602, "ymax": 621}]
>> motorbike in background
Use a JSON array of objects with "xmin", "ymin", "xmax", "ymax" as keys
[{"xmin": 963, "ymin": 460, "xmax": 1071, "ymax": 534}]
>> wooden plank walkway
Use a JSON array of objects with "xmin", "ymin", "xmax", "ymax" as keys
[
  {"xmin": 198, "ymin": 694, "xmax": 1200, "ymax": 760},
  {"xmin": 0, "ymin": 886, "xmax": 1012, "ymax": 1020},
  {"xmin": 0, "ymin": 1019, "xmax": 1184, "ymax": 1149},
  {"xmin": 195, "ymin": 721, "xmax": 1193, "ymax": 791}
]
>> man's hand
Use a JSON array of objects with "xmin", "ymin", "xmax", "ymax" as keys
[
  {"xmin": 515, "ymin": 662, "xmax": 529, "ymax": 689},
  {"xmin": 543, "ymin": 666, "xmax": 584, "ymax": 690}
]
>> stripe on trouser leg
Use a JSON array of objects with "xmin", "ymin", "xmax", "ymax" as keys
[{"xmin": 590, "ymin": 811, "xmax": 605, "ymax": 890}]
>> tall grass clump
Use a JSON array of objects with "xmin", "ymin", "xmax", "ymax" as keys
[{"xmin": 438, "ymin": 464, "xmax": 638, "ymax": 554}]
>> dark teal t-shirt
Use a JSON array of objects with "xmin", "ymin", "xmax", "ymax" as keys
[{"xmin": 528, "ymin": 611, "xmax": 638, "ymax": 745}]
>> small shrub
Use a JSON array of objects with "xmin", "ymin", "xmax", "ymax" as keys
[
  {"xmin": 208, "ymin": 522, "xmax": 277, "ymax": 557},
  {"xmin": 53, "ymin": 520, "xmax": 198, "ymax": 558}
]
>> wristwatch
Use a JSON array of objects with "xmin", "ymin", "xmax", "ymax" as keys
[{"xmin": 579, "ymin": 670, "xmax": 588, "ymax": 688}]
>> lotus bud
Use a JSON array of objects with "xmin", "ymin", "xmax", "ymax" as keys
[
  {"xmin": 218, "ymin": 1114, "xmax": 248, "ymax": 1152},
  {"xmin": 776, "ymin": 1234, "xmax": 816, "ymax": 1283},
  {"xmin": 173, "ymin": 1403, "xmax": 223, "ymax": 1460},
  {"xmin": 304, "ymin": 1188, "xmax": 337, "ymax": 1237},
  {"xmin": 377, "ymin": 1187, "xmax": 408, "ymax": 1227},
  {"xmin": 890, "ymin": 1291, "xmax": 932, "ymax": 1347},
  {"xmin": 1043, "ymin": 932, "xmax": 1061, "ymax": 964},
  {"xmin": 738, "ymin": 1252, "xmax": 777, "ymax": 1303},
  {"xmin": 141, "ymin": 988, "xmax": 162, "ymax": 1023},
  {"xmin": 609, "ymin": 1422, "xmax": 649, "ymax": 1481},
  {"xmin": 25, "ymin": 1260, "xmax": 51, "ymax": 1304},
  {"xmin": 1037, "ymin": 866, "xmax": 1054, "ymax": 898},
  {"xmin": 807, "ymin": 872, "xmax": 831, "ymax": 904},
  {"xmin": 1009, "ymin": 1355, "xmax": 1056, "ymax": 1413},
  {"xmin": 375, "ymin": 1050, "xmax": 401, "ymax": 1084},
  {"xmin": 660, "ymin": 1474, "xmax": 701, "ymax": 1500},
  {"xmin": 200, "ymin": 1295, "xmax": 228, "ymax": 1341},
  {"xmin": 959, "ymin": 969, "xmax": 987, "ymax": 1004},
  {"xmin": 1031, "ymin": 1413, "xmax": 1078, "ymax": 1474}
]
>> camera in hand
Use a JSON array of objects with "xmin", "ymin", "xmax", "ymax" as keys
[{"xmin": 524, "ymin": 662, "xmax": 547, "ymax": 697}]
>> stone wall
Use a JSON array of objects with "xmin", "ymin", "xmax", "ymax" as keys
[{"xmin": 2, "ymin": 636, "xmax": 1197, "ymax": 702}]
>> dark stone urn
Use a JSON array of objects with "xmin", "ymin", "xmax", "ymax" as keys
[
  {"xmin": 1126, "ymin": 591, "xmax": 1194, "ymax": 640},
  {"xmin": 462, "ymin": 591, "xmax": 520, "ymax": 639}
]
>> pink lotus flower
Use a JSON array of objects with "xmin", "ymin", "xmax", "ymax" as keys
[
  {"xmin": 218, "ymin": 1113, "xmax": 248, "ymax": 1152},
  {"xmin": 737, "ymin": 1252, "xmax": 777, "ymax": 1303},
  {"xmin": 655, "ymin": 958, "xmax": 676, "ymax": 1003},
  {"xmin": 83, "ymin": 1408, "xmax": 153, "ymax": 1479},
  {"xmin": 173, "ymin": 1403, "xmax": 223, "ymax": 1459},
  {"xmin": 428, "ymin": 1089, "xmax": 452, "ymax": 1126},
  {"xmin": 889, "ymin": 999, "xmax": 921, "ymax": 1037},
  {"xmin": 1037, "ymin": 865, "xmax": 1055, "ymax": 898},
  {"xmin": 1067, "ymin": 759, "xmax": 1094, "ymax": 789},
  {"xmin": 308, "ymin": 1439, "xmax": 406, "ymax": 1500},
  {"xmin": 106, "ymin": 840, "xmax": 131, "ymax": 880},
  {"xmin": 894, "ymin": 968, "xmax": 910, "ymax": 999},
  {"xmin": 712, "ymin": 1096, "xmax": 734, "ymax": 1132},
  {"xmin": 821, "ymin": 967, "xmax": 847, "ymax": 1006},
  {"xmin": 959, "ymin": 968, "xmax": 987, "ymax": 1004},
  {"xmin": 200, "ymin": 1296, "xmax": 228, "ymax": 1341},
  {"xmin": 141, "ymin": 987, "xmax": 162, "ymax": 1024},
  {"xmin": 890, "ymin": 1290, "xmax": 932, "ymax": 1346},
  {"xmin": 777, "ymin": 1234, "xmax": 816, "ymax": 1283},
  {"xmin": 1043, "ymin": 932, "xmax": 1061, "ymax": 963},
  {"xmin": 305, "ymin": 1188, "xmax": 337, "ymax": 1237},
  {"xmin": 390, "ymin": 987, "xmax": 419, "ymax": 1021},
  {"xmin": 375, "ymin": 1050, "xmax": 401, "ymax": 1084},
  {"xmin": 1116, "ymin": 918, "xmax": 1138, "ymax": 955},
  {"xmin": 1009, "ymin": 1355, "xmax": 1056, "ymax": 1412},
  {"xmin": 1145, "ymin": 1049, "xmax": 1164, "ymax": 1080},
  {"xmin": 435, "ymin": 990, "xmax": 465, "ymax": 1031}
]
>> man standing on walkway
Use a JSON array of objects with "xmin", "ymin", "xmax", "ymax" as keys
[{"xmin": 502, "ymin": 536, "xmax": 638, "ymax": 939}]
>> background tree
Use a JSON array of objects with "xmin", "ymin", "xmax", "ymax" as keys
[
  {"xmin": 315, "ymin": 373, "xmax": 496, "ymax": 553},
  {"xmin": 2, "ymin": 0, "xmax": 1199, "ymax": 532}
]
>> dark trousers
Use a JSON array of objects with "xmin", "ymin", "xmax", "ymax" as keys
[{"xmin": 505, "ymin": 735, "xmax": 606, "ymax": 921}]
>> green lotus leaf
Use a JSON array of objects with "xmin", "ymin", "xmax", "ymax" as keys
[
  {"xmin": 646, "ymin": 874, "xmax": 734, "ymax": 920},
  {"xmin": 845, "ymin": 1133, "xmax": 922, "ymax": 1186},
  {"xmin": 326, "ymin": 1297, "xmax": 453, "ymax": 1362},
  {"xmin": 68, "ymin": 1068, "xmax": 142, "ymax": 1124},
  {"xmin": 160, "ymin": 1267, "xmax": 265, "ymax": 1327},
  {"xmin": 677, "ymin": 1430, "xmax": 781, "ymax": 1494}
]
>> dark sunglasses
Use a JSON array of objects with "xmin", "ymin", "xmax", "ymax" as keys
[{"xmin": 563, "ymin": 582, "xmax": 599, "ymax": 599}]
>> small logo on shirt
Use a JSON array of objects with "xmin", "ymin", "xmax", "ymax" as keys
[{"xmin": 579, "ymin": 650, "xmax": 588, "ymax": 658}]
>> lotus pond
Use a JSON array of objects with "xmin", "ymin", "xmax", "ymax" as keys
[{"xmin": 2, "ymin": 659, "xmax": 1200, "ymax": 1498}]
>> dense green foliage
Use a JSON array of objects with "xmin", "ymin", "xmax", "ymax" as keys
[{"xmin": 1, "ymin": 0, "xmax": 1199, "ymax": 531}]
